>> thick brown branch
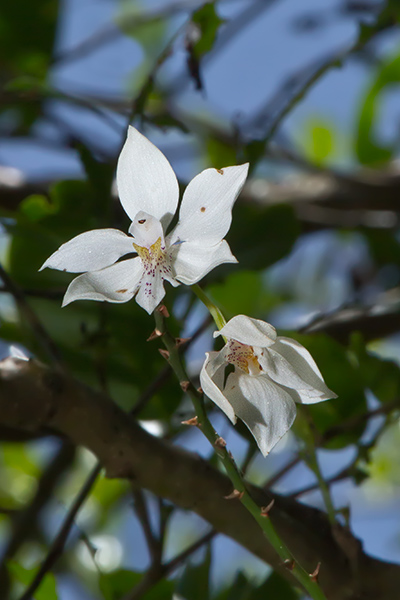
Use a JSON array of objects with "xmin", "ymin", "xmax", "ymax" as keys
[
  {"xmin": 1, "ymin": 357, "xmax": 399, "ymax": 600},
  {"xmin": 301, "ymin": 304, "xmax": 400, "ymax": 344}
]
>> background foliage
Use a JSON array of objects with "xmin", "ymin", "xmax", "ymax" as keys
[{"xmin": 1, "ymin": 0, "xmax": 400, "ymax": 599}]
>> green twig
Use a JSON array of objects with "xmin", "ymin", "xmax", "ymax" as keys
[
  {"xmin": 300, "ymin": 407, "xmax": 336, "ymax": 525},
  {"xmin": 154, "ymin": 308, "xmax": 327, "ymax": 600},
  {"xmin": 191, "ymin": 284, "xmax": 226, "ymax": 331}
]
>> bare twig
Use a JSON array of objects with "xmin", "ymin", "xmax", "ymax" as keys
[
  {"xmin": 264, "ymin": 455, "xmax": 302, "ymax": 489},
  {"xmin": 18, "ymin": 462, "xmax": 102, "ymax": 600},
  {"xmin": 132, "ymin": 489, "xmax": 162, "ymax": 564},
  {"xmin": 52, "ymin": 0, "xmax": 213, "ymax": 66},
  {"xmin": 301, "ymin": 304, "xmax": 400, "ymax": 345},
  {"xmin": 248, "ymin": 7, "xmax": 394, "ymax": 145},
  {"xmin": 0, "ymin": 263, "xmax": 63, "ymax": 367}
]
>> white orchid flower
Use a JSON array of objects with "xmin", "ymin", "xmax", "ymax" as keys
[
  {"xmin": 200, "ymin": 315, "xmax": 337, "ymax": 456},
  {"xmin": 40, "ymin": 126, "xmax": 249, "ymax": 314}
]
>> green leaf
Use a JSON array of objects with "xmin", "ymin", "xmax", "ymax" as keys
[
  {"xmin": 350, "ymin": 334, "xmax": 400, "ymax": 404},
  {"xmin": 177, "ymin": 545, "xmax": 211, "ymax": 600},
  {"xmin": 357, "ymin": 3, "xmax": 400, "ymax": 46},
  {"xmin": 100, "ymin": 570, "xmax": 140, "ymax": 600},
  {"xmin": 100, "ymin": 569, "xmax": 173, "ymax": 600},
  {"xmin": 0, "ymin": 0, "xmax": 58, "ymax": 78},
  {"xmin": 208, "ymin": 270, "xmax": 277, "ymax": 319},
  {"xmin": 229, "ymin": 204, "xmax": 300, "ymax": 272},
  {"xmin": 252, "ymin": 571, "xmax": 298, "ymax": 599},
  {"xmin": 290, "ymin": 334, "xmax": 367, "ymax": 448},
  {"xmin": 215, "ymin": 572, "xmax": 252, "ymax": 600},
  {"xmin": 19, "ymin": 194, "xmax": 56, "ymax": 222},
  {"xmin": 364, "ymin": 229, "xmax": 400, "ymax": 268},
  {"xmin": 115, "ymin": 4, "xmax": 166, "ymax": 57},
  {"xmin": 149, "ymin": 113, "xmax": 189, "ymax": 134},
  {"xmin": 191, "ymin": 3, "xmax": 224, "ymax": 59},
  {"xmin": 0, "ymin": 0, "xmax": 58, "ymax": 131},
  {"xmin": 7, "ymin": 561, "xmax": 58, "ymax": 600},
  {"xmin": 303, "ymin": 118, "xmax": 335, "ymax": 165},
  {"xmin": 76, "ymin": 143, "xmax": 114, "ymax": 225},
  {"xmin": 206, "ymin": 137, "xmax": 237, "ymax": 169},
  {"xmin": 3, "ymin": 443, "xmax": 39, "ymax": 477},
  {"xmin": 355, "ymin": 51, "xmax": 400, "ymax": 166},
  {"xmin": 216, "ymin": 571, "xmax": 298, "ymax": 600},
  {"xmin": 363, "ymin": 422, "xmax": 400, "ymax": 488}
]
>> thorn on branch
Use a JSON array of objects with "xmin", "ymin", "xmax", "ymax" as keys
[
  {"xmin": 224, "ymin": 489, "xmax": 244, "ymax": 500},
  {"xmin": 158, "ymin": 349, "xmax": 170, "ymax": 360},
  {"xmin": 283, "ymin": 559, "xmax": 295, "ymax": 571},
  {"xmin": 181, "ymin": 416, "xmax": 199, "ymax": 426},
  {"xmin": 175, "ymin": 337, "xmax": 191, "ymax": 347},
  {"xmin": 147, "ymin": 328, "xmax": 163, "ymax": 341},
  {"xmin": 180, "ymin": 380, "xmax": 190, "ymax": 392},
  {"xmin": 157, "ymin": 304, "xmax": 170, "ymax": 318},
  {"xmin": 260, "ymin": 499, "xmax": 275, "ymax": 517},
  {"xmin": 197, "ymin": 386, "xmax": 203, "ymax": 394},
  {"xmin": 214, "ymin": 436, "xmax": 227, "ymax": 449},
  {"xmin": 310, "ymin": 561, "xmax": 321, "ymax": 582}
]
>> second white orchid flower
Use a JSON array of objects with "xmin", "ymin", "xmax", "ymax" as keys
[
  {"xmin": 40, "ymin": 126, "xmax": 248, "ymax": 314},
  {"xmin": 200, "ymin": 315, "xmax": 337, "ymax": 456}
]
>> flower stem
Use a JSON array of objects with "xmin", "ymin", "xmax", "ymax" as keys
[
  {"xmin": 191, "ymin": 284, "xmax": 226, "ymax": 330},
  {"xmin": 154, "ymin": 309, "xmax": 327, "ymax": 600}
]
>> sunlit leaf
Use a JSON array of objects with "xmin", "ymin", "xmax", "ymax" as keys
[
  {"xmin": 302, "ymin": 118, "xmax": 335, "ymax": 165},
  {"xmin": 355, "ymin": 52, "xmax": 400, "ymax": 166},
  {"xmin": 8, "ymin": 561, "xmax": 58, "ymax": 600},
  {"xmin": 191, "ymin": 2, "xmax": 224, "ymax": 59}
]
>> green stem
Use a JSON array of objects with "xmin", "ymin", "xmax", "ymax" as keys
[
  {"xmin": 154, "ymin": 310, "xmax": 327, "ymax": 600},
  {"xmin": 191, "ymin": 284, "xmax": 226, "ymax": 330},
  {"xmin": 301, "ymin": 409, "xmax": 336, "ymax": 525}
]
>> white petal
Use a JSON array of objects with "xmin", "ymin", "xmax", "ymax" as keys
[
  {"xmin": 216, "ymin": 315, "xmax": 277, "ymax": 347},
  {"xmin": 116, "ymin": 126, "xmax": 179, "ymax": 229},
  {"xmin": 62, "ymin": 258, "xmax": 142, "ymax": 306},
  {"xmin": 224, "ymin": 372, "xmax": 297, "ymax": 456},
  {"xmin": 135, "ymin": 267, "xmax": 167, "ymax": 315},
  {"xmin": 266, "ymin": 337, "xmax": 337, "ymax": 404},
  {"xmin": 40, "ymin": 229, "xmax": 134, "ymax": 273},
  {"xmin": 171, "ymin": 240, "xmax": 237, "ymax": 285},
  {"xmin": 170, "ymin": 164, "xmax": 249, "ymax": 246},
  {"xmin": 200, "ymin": 351, "xmax": 236, "ymax": 424}
]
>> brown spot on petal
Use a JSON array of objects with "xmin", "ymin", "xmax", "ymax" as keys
[
  {"xmin": 116, "ymin": 289, "xmax": 128, "ymax": 294},
  {"xmin": 200, "ymin": 206, "xmax": 206, "ymax": 212},
  {"xmin": 216, "ymin": 168, "xmax": 224, "ymax": 174}
]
